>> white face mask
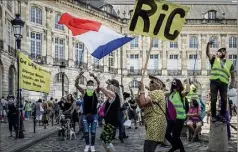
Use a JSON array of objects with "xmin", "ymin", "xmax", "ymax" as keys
[{"xmin": 87, "ymin": 86, "xmax": 94, "ymax": 90}]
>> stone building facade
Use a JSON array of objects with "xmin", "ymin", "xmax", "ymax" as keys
[{"xmin": 0, "ymin": 0, "xmax": 237, "ymax": 100}]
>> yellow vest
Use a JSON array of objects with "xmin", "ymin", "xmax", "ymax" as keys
[{"xmin": 210, "ymin": 58, "xmax": 232, "ymax": 84}]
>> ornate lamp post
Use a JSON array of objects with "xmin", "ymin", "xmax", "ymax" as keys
[
  {"xmin": 11, "ymin": 13, "xmax": 25, "ymax": 138},
  {"xmin": 59, "ymin": 61, "xmax": 66, "ymax": 97}
]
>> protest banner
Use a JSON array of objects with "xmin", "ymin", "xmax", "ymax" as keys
[
  {"xmin": 129, "ymin": 0, "xmax": 190, "ymax": 41},
  {"xmin": 18, "ymin": 51, "xmax": 51, "ymax": 94}
]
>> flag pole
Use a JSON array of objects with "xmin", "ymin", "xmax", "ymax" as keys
[
  {"xmin": 236, "ymin": 1, "xmax": 238, "ymax": 151},
  {"xmin": 138, "ymin": 37, "xmax": 153, "ymax": 94}
]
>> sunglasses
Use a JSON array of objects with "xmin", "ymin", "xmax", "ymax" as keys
[{"xmin": 172, "ymin": 80, "xmax": 177, "ymax": 86}]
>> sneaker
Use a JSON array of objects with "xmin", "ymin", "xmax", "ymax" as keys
[
  {"xmin": 107, "ymin": 143, "xmax": 115, "ymax": 151},
  {"xmin": 91, "ymin": 146, "xmax": 95, "ymax": 152},
  {"xmin": 84, "ymin": 145, "xmax": 90, "ymax": 152}
]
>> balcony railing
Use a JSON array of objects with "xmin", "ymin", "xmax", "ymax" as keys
[
  {"xmin": 128, "ymin": 69, "xmax": 142, "ymax": 75},
  {"xmin": 8, "ymin": 45, "xmax": 16, "ymax": 57},
  {"xmin": 53, "ymin": 58, "xmax": 69, "ymax": 66},
  {"xmin": 108, "ymin": 67, "xmax": 118, "ymax": 74},
  {"xmin": 74, "ymin": 61, "xmax": 87, "ymax": 69},
  {"xmin": 167, "ymin": 70, "xmax": 182, "ymax": 76},
  {"xmin": 185, "ymin": 19, "xmax": 236, "ymax": 25},
  {"xmin": 93, "ymin": 64, "xmax": 104, "ymax": 72},
  {"xmin": 187, "ymin": 70, "xmax": 202, "ymax": 76},
  {"xmin": 147, "ymin": 69, "xmax": 162, "ymax": 76},
  {"xmin": 29, "ymin": 54, "xmax": 47, "ymax": 64}
]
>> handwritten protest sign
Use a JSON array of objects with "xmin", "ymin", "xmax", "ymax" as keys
[
  {"xmin": 129, "ymin": 0, "xmax": 190, "ymax": 41},
  {"xmin": 18, "ymin": 51, "xmax": 51, "ymax": 94}
]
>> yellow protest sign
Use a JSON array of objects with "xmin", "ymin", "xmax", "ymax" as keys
[
  {"xmin": 129, "ymin": 0, "xmax": 190, "ymax": 41},
  {"xmin": 18, "ymin": 51, "xmax": 51, "ymax": 94}
]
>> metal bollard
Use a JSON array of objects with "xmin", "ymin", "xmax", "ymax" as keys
[
  {"xmin": 33, "ymin": 107, "xmax": 36, "ymax": 133},
  {"xmin": 52, "ymin": 111, "xmax": 54, "ymax": 126}
]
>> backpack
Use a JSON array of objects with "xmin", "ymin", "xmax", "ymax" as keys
[
  {"xmin": 166, "ymin": 100, "xmax": 177, "ymax": 120},
  {"xmin": 97, "ymin": 103, "xmax": 105, "ymax": 117},
  {"xmin": 154, "ymin": 99, "xmax": 177, "ymax": 121}
]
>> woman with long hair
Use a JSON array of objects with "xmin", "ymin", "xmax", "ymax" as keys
[
  {"xmin": 137, "ymin": 76, "xmax": 167, "ymax": 152},
  {"xmin": 65, "ymin": 93, "xmax": 79, "ymax": 131},
  {"xmin": 166, "ymin": 79, "xmax": 187, "ymax": 152},
  {"xmin": 99, "ymin": 79, "xmax": 121, "ymax": 152}
]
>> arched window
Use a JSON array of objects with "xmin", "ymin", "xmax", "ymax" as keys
[
  {"xmin": 30, "ymin": 6, "xmax": 42, "ymax": 24},
  {"xmin": 8, "ymin": 66, "xmax": 16, "ymax": 95},
  {"xmin": 229, "ymin": 36, "xmax": 237, "ymax": 48},
  {"xmin": 210, "ymin": 36, "xmax": 218, "ymax": 48},
  {"xmin": 189, "ymin": 36, "xmax": 198, "ymax": 48},
  {"xmin": 207, "ymin": 10, "xmax": 216, "ymax": 19}
]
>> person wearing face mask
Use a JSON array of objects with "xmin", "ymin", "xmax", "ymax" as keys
[
  {"xmin": 166, "ymin": 79, "xmax": 188, "ymax": 152},
  {"xmin": 7, "ymin": 95, "xmax": 17, "ymax": 137},
  {"xmin": 206, "ymin": 41, "xmax": 236, "ymax": 123},
  {"xmin": 99, "ymin": 79, "xmax": 121, "ymax": 152},
  {"xmin": 75, "ymin": 71, "xmax": 100, "ymax": 152}
]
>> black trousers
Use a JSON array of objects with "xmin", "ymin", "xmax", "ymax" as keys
[
  {"xmin": 165, "ymin": 119, "xmax": 185, "ymax": 152},
  {"xmin": 210, "ymin": 80, "xmax": 228, "ymax": 117},
  {"xmin": 144, "ymin": 140, "xmax": 159, "ymax": 152},
  {"xmin": 8, "ymin": 115, "xmax": 17, "ymax": 132}
]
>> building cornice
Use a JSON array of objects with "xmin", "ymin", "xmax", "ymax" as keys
[{"xmin": 56, "ymin": 0, "xmax": 124, "ymax": 27}]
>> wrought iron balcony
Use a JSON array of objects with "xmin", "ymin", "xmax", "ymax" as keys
[
  {"xmin": 108, "ymin": 67, "xmax": 118, "ymax": 74},
  {"xmin": 147, "ymin": 69, "xmax": 162, "ymax": 76},
  {"xmin": 128, "ymin": 69, "xmax": 142, "ymax": 75},
  {"xmin": 167, "ymin": 70, "xmax": 182, "ymax": 76},
  {"xmin": 8, "ymin": 45, "xmax": 16, "ymax": 57},
  {"xmin": 74, "ymin": 61, "xmax": 87, "ymax": 69},
  {"xmin": 187, "ymin": 70, "xmax": 202, "ymax": 76},
  {"xmin": 93, "ymin": 64, "xmax": 104, "ymax": 72},
  {"xmin": 29, "ymin": 54, "xmax": 47, "ymax": 64},
  {"xmin": 185, "ymin": 19, "xmax": 236, "ymax": 25},
  {"xmin": 53, "ymin": 58, "xmax": 69, "ymax": 67}
]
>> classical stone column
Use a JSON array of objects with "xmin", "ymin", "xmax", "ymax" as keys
[
  {"xmin": 19, "ymin": 1, "xmax": 28, "ymax": 54},
  {"xmin": 201, "ymin": 34, "xmax": 208, "ymax": 75},
  {"xmin": 181, "ymin": 34, "xmax": 187, "ymax": 76},
  {"xmin": 162, "ymin": 40, "xmax": 167, "ymax": 75},
  {"xmin": 68, "ymin": 34, "xmax": 74, "ymax": 67},
  {"xmin": 45, "ymin": 7, "xmax": 53, "ymax": 64},
  {"xmin": 220, "ymin": 34, "xmax": 227, "ymax": 48}
]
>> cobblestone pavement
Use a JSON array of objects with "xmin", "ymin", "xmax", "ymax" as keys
[
  {"xmin": 22, "ymin": 120, "xmax": 237, "ymax": 152},
  {"xmin": 0, "ymin": 119, "xmax": 58, "ymax": 152}
]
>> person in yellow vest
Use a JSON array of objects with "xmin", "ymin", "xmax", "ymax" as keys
[
  {"xmin": 206, "ymin": 41, "xmax": 236, "ymax": 123},
  {"xmin": 186, "ymin": 81, "xmax": 199, "ymax": 103}
]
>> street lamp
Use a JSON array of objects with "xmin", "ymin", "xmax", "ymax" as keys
[
  {"xmin": 59, "ymin": 61, "xmax": 66, "ymax": 97},
  {"xmin": 11, "ymin": 13, "xmax": 25, "ymax": 138},
  {"xmin": 11, "ymin": 14, "xmax": 25, "ymax": 50}
]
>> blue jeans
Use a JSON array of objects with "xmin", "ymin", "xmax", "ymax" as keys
[
  {"xmin": 82, "ymin": 114, "xmax": 98, "ymax": 146},
  {"xmin": 119, "ymin": 111, "xmax": 126, "ymax": 138}
]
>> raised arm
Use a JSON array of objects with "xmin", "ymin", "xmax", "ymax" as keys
[
  {"xmin": 99, "ymin": 87, "xmax": 116, "ymax": 102},
  {"xmin": 137, "ymin": 82, "xmax": 151, "ymax": 108},
  {"xmin": 206, "ymin": 41, "xmax": 213, "ymax": 60},
  {"xmin": 75, "ymin": 72, "xmax": 85, "ymax": 95}
]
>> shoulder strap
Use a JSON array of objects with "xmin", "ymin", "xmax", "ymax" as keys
[{"xmin": 153, "ymin": 101, "xmax": 166, "ymax": 117}]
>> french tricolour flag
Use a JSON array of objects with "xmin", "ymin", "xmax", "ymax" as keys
[{"xmin": 59, "ymin": 13, "xmax": 134, "ymax": 59}]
